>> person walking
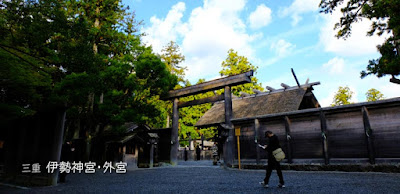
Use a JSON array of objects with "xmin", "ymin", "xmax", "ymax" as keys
[
  {"xmin": 59, "ymin": 140, "xmax": 74, "ymax": 183},
  {"xmin": 259, "ymin": 131, "xmax": 285, "ymax": 188}
]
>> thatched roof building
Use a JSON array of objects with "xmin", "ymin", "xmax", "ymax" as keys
[{"xmin": 195, "ymin": 82, "xmax": 320, "ymax": 128}]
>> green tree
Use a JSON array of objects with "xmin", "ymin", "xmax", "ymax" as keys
[
  {"xmin": 0, "ymin": 0, "xmax": 177, "ymax": 136},
  {"xmin": 158, "ymin": 41, "xmax": 188, "ymax": 128},
  {"xmin": 220, "ymin": 49, "xmax": 263, "ymax": 96},
  {"xmin": 365, "ymin": 88, "xmax": 384, "ymax": 102},
  {"xmin": 178, "ymin": 79, "xmax": 216, "ymax": 145},
  {"xmin": 331, "ymin": 86, "xmax": 354, "ymax": 106},
  {"xmin": 160, "ymin": 41, "xmax": 187, "ymax": 84},
  {"xmin": 320, "ymin": 0, "xmax": 400, "ymax": 84}
]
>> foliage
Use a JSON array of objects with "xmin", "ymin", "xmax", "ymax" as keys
[
  {"xmin": 178, "ymin": 79, "xmax": 216, "ymax": 142},
  {"xmin": 331, "ymin": 86, "xmax": 353, "ymax": 106},
  {"xmin": 319, "ymin": 0, "xmax": 400, "ymax": 82},
  {"xmin": 220, "ymin": 49, "xmax": 263, "ymax": 96},
  {"xmin": 365, "ymin": 88, "xmax": 384, "ymax": 102},
  {"xmin": 160, "ymin": 41, "xmax": 187, "ymax": 84},
  {"xmin": 0, "ymin": 0, "xmax": 177, "ymax": 135}
]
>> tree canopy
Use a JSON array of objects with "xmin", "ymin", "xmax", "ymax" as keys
[
  {"xmin": 0, "ymin": 0, "xmax": 177, "ymax": 135},
  {"xmin": 160, "ymin": 41, "xmax": 187, "ymax": 84},
  {"xmin": 365, "ymin": 88, "xmax": 385, "ymax": 102},
  {"xmin": 320, "ymin": 0, "xmax": 400, "ymax": 83},
  {"xmin": 331, "ymin": 86, "xmax": 354, "ymax": 106},
  {"xmin": 220, "ymin": 49, "xmax": 264, "ymax": 96}
]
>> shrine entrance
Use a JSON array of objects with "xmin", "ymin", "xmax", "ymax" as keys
[{"xmin": 163, "ymin": 71, "xmax": 253, "ymax": 166}]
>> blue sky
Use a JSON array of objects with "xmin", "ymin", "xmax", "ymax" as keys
[{"xmin": 123, "ymin": 0, "xmax": 400, "ymax": 107}]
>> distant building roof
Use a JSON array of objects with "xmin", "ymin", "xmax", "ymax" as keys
[{"xmin": 195, "ymin": 84, "xmax": 320, "ymax": 128}]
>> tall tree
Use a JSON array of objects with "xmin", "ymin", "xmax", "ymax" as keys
[
  {"xmin": 220, "ymin": 49, "xmax": 263, "ymax": 96},
  {"xmin": 160, "ymin": 41, "xmax": 187, "ymax": 84},
  {"xmin": 159, "ymin": 41, "xmax": 187, "ymax": 128},
  {"xmin": 365, "ymin": 88, "xmax": 384, "ymax": 102},
  {"xmin": 320, "ymin": 0, "xmax": 400, "ymax": 84},
  {"xmin": 0, "ymin": 0, "xmax": 177, "ymax": 136},
  {"xmin": 331, "ymin": 86, "xmax": 354, "ymax": 106}
]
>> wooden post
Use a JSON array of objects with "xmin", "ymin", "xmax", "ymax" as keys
[
  {"xmin": 284, "ymin": 116, "xmax": 293, "ymax": 163},
  {"xmin": 149, "ymin": 140, "xmax": 154, "ymax": 168},
  {"xmin": 362, "ymin": 106, "xmax": 375, "ymax": 164},
  {"xmin": 170, "ymin": 98, "xmax": 179, "ymax": 165},
  {"xmin": 188, "ymin": 132, "xmax": 192, "ymax": 151},
  {"xmin": 254, "ymin": 119, "xmax": 261, "ymax": 164},
  {"xmin": 319, "ymin": 110, "xmax": 329, "ymax": 165},
  {"xmin": 235, "ymin": 127, "xmax": 241, "ymax": 170},
  {"xmin": 224, "ymin": 86, "xmax": 234, "ymax": 167},
  {"xmin": 201, "ymin": 134, "xmax": 204, "ymax": 150},
  {"xmin": 134, "ymin": 145, "xmax": 138, "ymax": 168}
]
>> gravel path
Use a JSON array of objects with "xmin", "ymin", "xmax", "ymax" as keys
[{"xmin": 2, "ymin": 160, "xmax": 400, "ymax": 193}]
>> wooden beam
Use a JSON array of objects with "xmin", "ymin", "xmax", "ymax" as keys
[
  {"xmin": 263, "ymin": 82, "xmax": 320, "ymax": 95},
  {"xmin": 266, "ymin": 86, "xmax": 276, "ymax": 91},
  {"xmin": 163, "ymin": 71, "xmax": 253, "ymax": 100},
  {"xmin": 284, "ymin": 116, "xmax": 293, "ymax": 163},
  {"xmin": 362, "ymin": 106, "xmax": 375, "ymax": 164},
  {"xmin": 319, "ymin": 110, "xmax": 329, "ymax": 165},
  {"xmin": 291, "ymin": 68, "xmax": 301, "ymax": 87},
  {"xmin": 252, "ymin": 89, "xmax": 263, "ymax": 94},
  {"xmin": 178, "ymin": 95, "xmax": 224, "ymax": 108},
  {"xmin": 281, "ymin": 83, "xmax": 290, "ymax": 89},
  {"xmin": 239, "ymin": 92, "xmax": 250, "ymax": 97}
]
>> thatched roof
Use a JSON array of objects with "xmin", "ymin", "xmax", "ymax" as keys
[{"xmin": 195, "ymin": 87, "xmax": 316, "ymax": 128}]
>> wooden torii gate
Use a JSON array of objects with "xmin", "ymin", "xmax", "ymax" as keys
[{"xmin": 163, "ymin": 71, "xmax": 253, "ymax": 165}]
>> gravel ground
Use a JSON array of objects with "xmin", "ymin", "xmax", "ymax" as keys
[{"xmin": 1, "ymin": 160, "xmax": 400, "ymax": 194}]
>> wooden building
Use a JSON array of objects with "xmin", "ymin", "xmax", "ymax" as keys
[
  {"xmin": 195, "ymin": 82, "xmax": 320, "ymax": 128},
  {"xmin": 92, "ymin": 123, "xmax": 164, "ymax": 169},
  {"xmin": 195, "ymin": 83, "xmax": 400, "ymax": 165}
]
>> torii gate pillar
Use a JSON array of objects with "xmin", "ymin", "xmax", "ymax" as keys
[
  {"xmin": 170, "ymin": 98, "xmax": 179, "ymax": 165},
  {"xmin": 223, "ymin": 86, "xmax": 234, "ymax": 166}
]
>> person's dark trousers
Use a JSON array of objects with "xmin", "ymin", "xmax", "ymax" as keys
[
  {"xmin": 59, "ymin": 172, "xmax": 67, "ymax": 183},
  {"xmin": 264, "ymin": 156, "xmax": 284, "ymax": 185}
]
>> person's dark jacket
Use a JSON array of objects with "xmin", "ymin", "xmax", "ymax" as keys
[
  {"xmin": 61, "ymin": 143, "xmax": 73, "ymax": 162},
  {"xmin": 266, "ymin": 135, "xmax": 281, "ymax": 154}
]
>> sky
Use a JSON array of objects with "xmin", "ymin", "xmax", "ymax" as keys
[{"xmin": 123, "ymin": 0, "xmax": 400, "ymax": 107}]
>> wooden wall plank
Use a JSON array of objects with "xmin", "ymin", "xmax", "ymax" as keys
[
  {"xmin": 325, "ymin": 111, "xmax": 367, "ymax": 158},
  {"xmin": 284, "ymin": 116, "xmax": 293, "ymax": 163},
  {"xmin": 362, "ymin": 106, "xmax": 375, "ymax": 164},
  {"xmin": 368, "ymin": 106, "xmax": 400, "ymax": 158}
]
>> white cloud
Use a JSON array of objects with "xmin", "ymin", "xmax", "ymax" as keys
[
  {"xmin": 142, "ymin": 2, "xmax": 187, "ymax": 53},
  {"xmin": 270, "ymin": 39, "xmax": 296, "ymax": 57},
  {"xmin": 142, "ymin": 0, "xmax": 263, "ymax": 82},
  {"xmin": 280, "ymin": 0, "xmax": 320, "ymax": 26},
  {"xmin": 322, "ymin": 57, "xmax": 345, "ymax": 74},
  {"xmin": 314, "ymin": 58, "xmax": 400, "ymax": 107},
  {"xmin": 248, "ymin": 4, "xmax": 272, "ymax": 29},
  {"xmin": 318, "ymin": 5, "xmax": 389, "ymax": 57}
]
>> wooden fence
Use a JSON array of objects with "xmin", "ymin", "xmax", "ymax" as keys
[{"xmin": 231, "ymin": 98, "xmax": 400, "ymax": 164}]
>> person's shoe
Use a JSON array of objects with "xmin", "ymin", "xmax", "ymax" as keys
[
  {"xmin": 259, "ymin": 181, "xmax": 269, "ymax": 188},
  {"xmin": 278, "ymin": 184, "xmax": 285, "ymax": 188}
]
